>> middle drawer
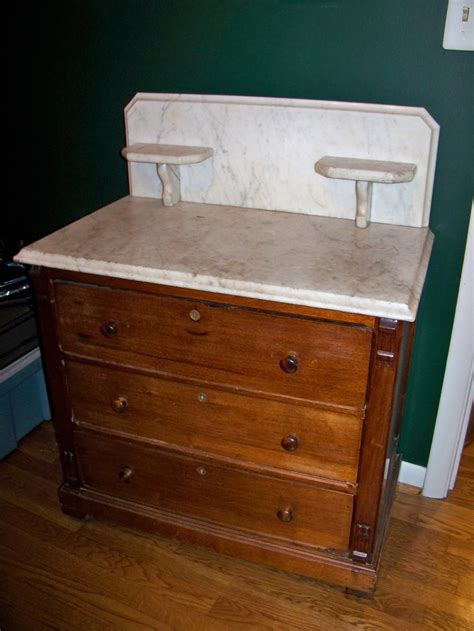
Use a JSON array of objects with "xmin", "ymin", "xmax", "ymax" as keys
[{"xmin": 67, "ymin": 360, "xmax": 362, "ymax": 483}]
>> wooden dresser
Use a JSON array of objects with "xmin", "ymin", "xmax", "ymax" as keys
[
  {"xmin": 18, "ymin": 92, "xmax": 438, "ymax": 596},
  {"xmin": 31, "ymin": 266, "xmax": 414, "ymax": 596}
]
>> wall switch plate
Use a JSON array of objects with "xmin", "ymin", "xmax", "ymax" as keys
[{"xmin": 443, "ymin": 0, "xmax": 474, "ymax": 50}]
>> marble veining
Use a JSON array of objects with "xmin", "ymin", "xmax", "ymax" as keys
[
  {"xmin": 124, "ymin": 93, "xmax": 439, "ymax": 228},
  {"xmin": 15, "ymin": 196, "xmax": 434, "ymax": 321}
]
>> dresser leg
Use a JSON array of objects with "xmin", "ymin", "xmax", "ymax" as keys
[
  {"xmin": 61, "ymin": 504, "xmax": 91, "ymax": 521},
  {"xmin": 59, "ymin": 487, "xmax": 91, "ymax": 521},
  {"xmin": 345, "ymin": 586, "xmax": 374, "ymax": 599}
]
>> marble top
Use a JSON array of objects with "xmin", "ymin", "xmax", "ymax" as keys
[{"xmin": 15, "ymin": 196, "xmax": 434, "ymax": 321}]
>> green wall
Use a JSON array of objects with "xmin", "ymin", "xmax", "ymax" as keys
[{"xmin": 19, "ymin": 1, "xmax": 474, "ymax": 465}]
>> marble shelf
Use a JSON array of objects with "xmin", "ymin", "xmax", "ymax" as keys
[
  {"xmin": 315, "ymin": 156, "xmax": 417, "ymax": 229},
  {"xmin": 314, "ymin": 157, "xmax": 417, "ymax": 184},
  {"xmin": 122, "ymin": 143, "xmax": 214, "ymax": 207},
  {"xmin": 121, "ymin": 143, "xmax": 214, "ymax": 165}
]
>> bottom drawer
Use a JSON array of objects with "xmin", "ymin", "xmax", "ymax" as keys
[{"xmin": 75, "ymin": 431, "xmax": 354, "ymax": 551}]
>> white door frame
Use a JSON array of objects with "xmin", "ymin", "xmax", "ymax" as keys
[{"xmin": 422, "ymin": 201, "xmax": 473, "ymax": 498}]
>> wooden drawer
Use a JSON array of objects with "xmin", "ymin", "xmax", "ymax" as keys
[
  {"xmin": 55, "ymin": 282, "xmax": 372, "ymax": 409},
  {"xmin": 67, "ymin": 361, "xmax": 363, "ymax": 483},
  {"xmin": 75, "ymin": 431, "xmax": 354, "ymax": 551}
]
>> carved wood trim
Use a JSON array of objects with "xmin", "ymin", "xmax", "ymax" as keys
[
  {"xmin": 352, "ymin": 523, "xmax": 374, "ymax": 562},
  {"xmin": 61, "ymin": 450, "xmax": 80, "ymax": 486}
]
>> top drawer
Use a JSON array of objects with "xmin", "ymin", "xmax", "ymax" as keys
[{"xmin": 54, "ymin": 282, "xmax": 373, "ymax": 409}]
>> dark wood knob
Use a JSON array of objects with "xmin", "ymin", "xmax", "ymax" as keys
[
  {"xmin": 111, "ymin": 397, "xmax": 128, "ymax": 414},
  {"xmin": 118, "ymin": 466, "xmax": 133, "ymax": 482},
  {"xmin": 277, "ymin": 506, "xmax": 293, "ymax": 523},
  {"xmin": 100, "ymin": 320, "xmax": 118, "ymax": 338},
  {"xmin": 281, "ymin": 434, "xmax": 299, "ymax": 452},
  {"xmin": 280, "ymin": 354, "xmax": 299, "ymax": 374}
]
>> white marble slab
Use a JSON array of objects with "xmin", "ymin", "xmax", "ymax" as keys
[
  {"xmin": 124, "ymin": 93, "xmax": 439, "ymax": 228},
  {"xmin": 15, "ymin": 196, "xmax": 434, "ymax": 321}
]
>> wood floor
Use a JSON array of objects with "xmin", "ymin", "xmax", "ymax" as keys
[{"xmin": 1, "ymin": 423, "xmax": 473, "ymax": 630}]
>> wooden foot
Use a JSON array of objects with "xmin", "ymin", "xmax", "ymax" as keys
[
  {"xmin": 61, "ymin": 504, "xmax": 91, "ymax": 521},
  {"xmin": 345, "ymin": 586, "xmax": 374, "ymax": 599}
]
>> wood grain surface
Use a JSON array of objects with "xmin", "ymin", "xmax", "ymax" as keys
[{"xmin": 1, "ymin": 422, "xmax": 473, "ymax": 630}]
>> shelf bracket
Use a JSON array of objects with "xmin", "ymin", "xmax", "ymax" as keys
[
  {"xmin": 121, "ymin": 143, "xmax": 214, "ymax": 207},
  {"xmin": 355, "ymin": 181, "xmax": 373, "ymax": 229},
  {"xmin": 315, "ymin": 156, "xmax": 417, "ymax": 228},
  {"xmin": 157, "ymin": 164, "xmax": 181, "ymax": 207}
]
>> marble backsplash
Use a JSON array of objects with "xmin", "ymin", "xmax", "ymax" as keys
[{"xmin": 124, "ymin": 93, "xmax": 439, "ymax": 227}]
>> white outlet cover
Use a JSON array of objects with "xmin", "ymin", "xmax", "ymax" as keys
[{"xmin": 443, "ymin": 0, "xmax": 474, "ymax": 50}]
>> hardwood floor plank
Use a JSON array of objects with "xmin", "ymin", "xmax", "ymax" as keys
[
  {"xmin": 3, "ymin": 448, "xmax": 61, "ymax": 483},
  {"xmin": 208, "ymin": 584, "xmax": 420, "ymax": 631},
  {"xmin": 14, "ymin": 421, "xmax": 58, "ymax": 464},
  {"xmin": 0, "ymin": 524, "xmax": 219, "ymax": 619},
  {"xmin": 209, "ymin": 595, "xmax": 303, "ymax": 631},
  {"xmin": 0, "ymin": 588, "xmax": 58, "ymax": 631},
  {"xmin": 392, "ymin": 491, "xmax": 473, "ymax": 541},
  {"xmin": 0, "ymin": 464, "xmax": 81, "ymax": 532},
  {"xmin": 380, "ymin": 521, "xmax": 460, "ymax": 594},
  {"xmin": 81, "ymin": 521, "xmax": 234, "ymax": 591},
  {"xmin": 421, "ymin": 607, "xmax": 474, "ymax": 631},
  {"xmin": 0, "ymin": 518, "xmax": 249, "ymax": 630},
  {"xmin": 456, "ymin": 575, "xmax": 474, "ymax": 600},
  {"xmin": 447, "ymin": 539, "xmax": 474, "ymax": 566},
  {"xmin": 2, "ymin": 558, "xmax": 166, "ymax": 631},
  {"xmin": 378, "ymin": 570, "xmax": 474, "ymax": 624},
  {"xmin": 195, "ymin": 551, "xmax": 426, "ymax": 630}
]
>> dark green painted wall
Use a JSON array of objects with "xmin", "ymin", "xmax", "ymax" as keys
[{"xmin": 16, "ymin": 1, "xmax": 474, "ymax": 465}]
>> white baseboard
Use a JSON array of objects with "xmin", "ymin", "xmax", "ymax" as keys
[{"xmin": 398, "ymin": 461, "xmax": 427, "ymax": 488}]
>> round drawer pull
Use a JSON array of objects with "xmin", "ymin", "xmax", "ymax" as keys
[
  {"xmin": 111, "ymin": 397, "xmax": 128, "ymax": 414},
  {"xmin": 196, "ymin": 466, "xmax": 207, "ymax": 476},
  {"xmin": 197, "ymin": 392, "xmax": 208, "ymax": 403},
  {"xmin": 281, "ymin": 434, "xmax": 299, "ymax": 452},
  {"xmin": 189, "ymin": 309, "xmax": 201, "ymax": 322},
  {"xmin": 100, "ymin": 320, "xmax": 118, "ymax": 338},
  {"xmin": 118, "ymin": 466, "xmax": 133, "ymax": 482},
  {"xmin": 277, "ymin": 506, "xmax": 293, "ymax": 523},
  {"xmin": 280, "ymin": 354, "xmax": 299, "ymax": 374}
]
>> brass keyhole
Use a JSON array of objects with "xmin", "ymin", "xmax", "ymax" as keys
[{"xmin": 189, "ymin": 309, "xmax": 201, "ymax": 322}]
